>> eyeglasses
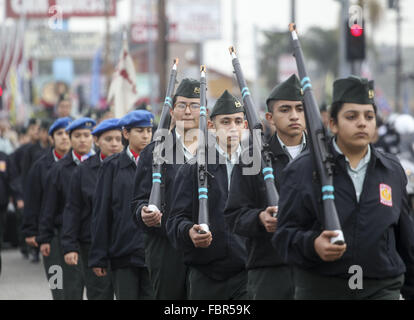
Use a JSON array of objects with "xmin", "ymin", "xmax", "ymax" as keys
[{"xmin": 174, "ymin": 102, "xmax": 201, "ymax": 111}]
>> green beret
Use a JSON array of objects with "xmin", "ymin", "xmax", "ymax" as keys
[
  {"xmin": 210, "ymin": 90, "xmax": 244, "ymax": 119},
  {"xmin": 332, "ymin": 75, "xmax": 375, "ymax": 105},
  {"xmin": 174, "ymin": 78, "xmax": 201, "ymax": 100},
  {"xmin": 266, "ymin": 74, "xmax": 303, "ymax": 111}
]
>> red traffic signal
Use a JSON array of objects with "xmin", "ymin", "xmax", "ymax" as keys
[
  {"xmin": 350, "ymin": 24, "xmax": 363, "ymax": 37},
  {"xmin": 346, "ymin": 21, "xmax": 365, "ymax": 61},
  {"xmin": 0, "ymin": 85, "xmax": 3, "ymax": 97}
]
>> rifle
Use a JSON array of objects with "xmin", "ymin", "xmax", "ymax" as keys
[
  {"xmin": 197, "ymin": 65, "xmax": 210, "ymax": 233},
  {"xmin": 288, "ymin": 23, "xmax": 344, "ymax": 245},
  {"xmin": 146, "ymin": 59, "xmax": 179, "ymax": 223},
  {"xmin": 229, "ymin": 46, "xmax": 279, "ymax": 214}
]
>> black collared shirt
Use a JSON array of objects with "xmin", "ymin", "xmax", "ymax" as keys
[
  {"xmin": 37, "ymin": 149, "xmax": 78, "ymax": 244},
  {"xmin": 167, "ymin": 146, "xmax": 247, "ymax": 281},
  {"xmin": 224, "ymin": 133, "xmax": 308, "ymax": 269},
  {"xmin": 61, "ymin": 153, "xmax": 101, "ymax": 254},
  {"xmin": 272, "ymin": 141, "xmax": 414, "ymax": 299},
  {"xmin": 22, "ymin": 148, "xmax": 55, "ymax": 238},
  {"xmin": 89, "ymin": 149, "xmax": 145, "ymax": 270}
]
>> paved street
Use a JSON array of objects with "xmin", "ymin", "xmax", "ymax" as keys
[{"xmin": 0, "ymin": 249, "xmax": 51, "ymax": 300}]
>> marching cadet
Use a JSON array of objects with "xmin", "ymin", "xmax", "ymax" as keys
[
  {"xmin": 21, "ymin": 119, "xmax": 52, "ymax": 187},
  {"xmin": 22, "ymin": 119, "xmax": 53, "ymax": 263},
  {"xmin": 224, "ymin": 74, "xmax": 307, "ymax": 300},
  {"xmin": 273, "ymin": 76, "xmax": 414, "ymax": 300},
  {"xmin": 89, "ymin": 110, "xmax": 154, "ymax": 300},
  {"xmin": 167, "ymin": 90, "xmax": 248, "ymax": 300},
  {"xmin": 38, "ymin": 117, "xmax": 96, "ymax": 300},
  {"xmin": 22, "ymin": 117, "xmax": 71, "ymax": 299},
  {"xmin": 62, "ymin": 118, "xmax": 123, "ymax": 300},
  {"xmin": 10, "ymin": 118, "xmax": 40, "ymax": 259},
  {"xmin": 131, "ymin": 78, "xmax": 201, "ymax": 299}
]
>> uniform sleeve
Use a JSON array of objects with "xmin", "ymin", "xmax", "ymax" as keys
[
  {"xmin": 6, "ymin": 155, "xmax": 23, "ymax": 201},
  {"xmin": 166, "ymin": 164, "xmax": 195, "ymax": 250},
  {"xmin": 37, "ymin": 167, "xmax": 59, "ymax": 244},
  {"xmin": 271, "ymin": 165, "xmax": 322, "ymax": 268},
  {"xmin": 22, "ymin": 162, "xmax": 42, "ymax": 237},
  {"xmin": 88, "ymin": 162, "xmax": 114, "ymax": 268},
  {"xmin": 130, "ymin": 144, "xmax": 156, "ymax": 231},
  {"xmin": 224, "ymin": 164, "xmax": 266, "ymax": 237},
  {"xmin": 395, "ymin": 169, "xmax": 414, "ymax": 300},
  {"xmin": 61, "ymin": 166, "xmax": 82, "ymax": 254}
]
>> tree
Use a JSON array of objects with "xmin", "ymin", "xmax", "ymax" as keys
[
  {"xmin": 259, "ymin": 30, "xmax": 291, "ymax": 90},
  {"xmin": 301, "ymin": 27, "xmax": 339, "ymax": 77},
  {"xmin": 260, "ymin": 27, "xmax": 339, "ymax": 92}
]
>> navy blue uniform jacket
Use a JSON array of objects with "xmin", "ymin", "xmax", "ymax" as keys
[
  {"xmin": 131, "ymin": 129, "xmax": 186, "ymax": 239},
  {"xmin": 167, "ymin": 148, "xmax": 247, "ymax": 281},
  {"xmin": 89, "ymin": 149, "xmax": 145, "ymax": 270},
  {"xmin": 37, "ymin": 150, "xmax": 77, "ymax": 244},
  {"xmin": 272, "ymin": 141, "xmax": 414, "ymax": 299},
  {"xmin": 62, "ymin": 153, "xmax": 101, "ymax": 254},
  {"xmin": 0, "ymin": 151, "xmax": 22, "ymax": 211},
  {"xmin": 22, "ymin": 148, "xmax": 55, "ymax": 238},
  {"xmin": 224, "ymin": 134, "xmax": 306, "ymax": 269}
]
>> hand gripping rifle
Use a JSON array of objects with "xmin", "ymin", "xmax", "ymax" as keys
[
  {"xmin": 229, "ymin": 46, "xmax": 279, "ymax": 215},
  {"xmin": 146, "ymin": 59, "xmax": 179, "ymax": 225},
  {"xmin": 197, "ymin": 65, "xmax": 210, "ymax": 234},
  {"xmin": 288, "ymin": 23, "xmax": 344, "ymax": 245}
]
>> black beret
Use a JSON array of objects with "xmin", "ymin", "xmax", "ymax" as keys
[
  {"xmin": 210, "ymin": 90, "xmax": 244, "ymax": 119},
  {"xmin": 174, "ymin": 78, "xmax": 201, "ymax": 100},
  {"xmin": 332, "ymin": 75, "xmax": 375, "ymax": 105},
  {"xmin": 266, "ymin": 74, "xmax": 303, "ymax": 111}
]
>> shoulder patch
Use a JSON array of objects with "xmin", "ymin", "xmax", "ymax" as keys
[{"xmin": 0, "ymin": 160, "xmax": 6, "ymax": 172}]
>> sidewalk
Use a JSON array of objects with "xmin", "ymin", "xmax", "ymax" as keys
[{"xmin": 0, "ymin": 248, "xmax": 52, "ymax": 300}]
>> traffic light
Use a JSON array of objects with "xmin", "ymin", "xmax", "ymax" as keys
[{"xmin": 346, "ymin": 21, "xmax": 366, "ymax": 61}]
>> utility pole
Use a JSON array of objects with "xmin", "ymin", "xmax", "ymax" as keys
[
  {"xmin": 147, "ymin": 0, "xmax": 156, "ymax": 111},
  {"xmin": 157, "ymin": 0, "xmax": 167, "ymax": 102},
  {"xmin": 104, "ymin": 0, "xmax": 111, "ymax": 93},
  {"xmin": 395, "ymin": 0, "xmax": 402, "ymax": 113},
  {"xmin": 291, "ymin": 0, "xmax": 296, "ymax": 23},
  {"xmin": 337, "ymin": 0, "xmax": 351, "ymax": 77}
]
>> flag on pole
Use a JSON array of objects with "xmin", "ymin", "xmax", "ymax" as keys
[{"xmin": 107, "ymin": 32, "xmax": 139, "ymax": 118}]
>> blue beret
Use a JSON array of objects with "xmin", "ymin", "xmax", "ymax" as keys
[
  {"xmin": 118, "ymin": 110, "xmax": 154, "ymax": 129},
  {"xmin": 92, "ymin": 118, "xmax": 121, "ymax": 136},
  {"xmin": 49, "ymin": 117, "xmax": 72, "ymax": 136},
  {"xmin": 65, "ymin": 117, "xmax": 96, "ymax": 133}
]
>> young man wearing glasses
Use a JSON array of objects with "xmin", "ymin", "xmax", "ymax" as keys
[{"xmin": 131, "ymin": 78, "xmax": 201, "ymax": 299}]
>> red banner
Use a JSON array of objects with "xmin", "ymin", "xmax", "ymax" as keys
[
  {"xmin": 131, "ymin": 23, "xmax": 177, "ymax": 44},
  {"xmin": 6, "ymin": 0, "xmax": 117, "ymax": 19}
]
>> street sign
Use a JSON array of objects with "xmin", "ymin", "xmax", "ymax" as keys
[
  {"xmin": 130, "ymin": 0, "xmax": 221, "ymax": 43},
  {"xmin": 130, "ymin": 22, "xmax": 178, "ymax": 43},
  {"xmin": 5, "ymin": 0, "xmax": 117, "ymax": 19}
]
